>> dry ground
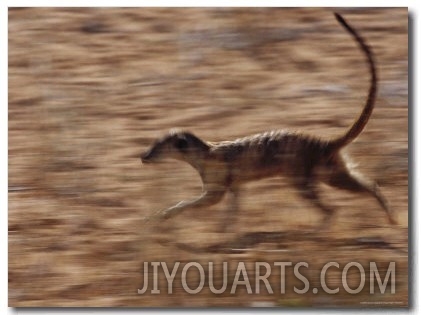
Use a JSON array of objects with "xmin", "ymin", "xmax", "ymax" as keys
[{"xmin": 9, "ymin": 8, "xmax": 408, "ymax": 307}]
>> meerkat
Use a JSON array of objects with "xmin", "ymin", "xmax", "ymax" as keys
[{"xmin": 140, "ymin": 13, "xmax": 397, "ymax": 231}]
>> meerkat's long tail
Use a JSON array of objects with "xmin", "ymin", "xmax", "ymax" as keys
[{"xmin": 329, "ymin": 13, "xmax": 377, "ymax": 150}]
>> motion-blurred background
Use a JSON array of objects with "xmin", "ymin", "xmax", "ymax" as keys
[{"xmin": 9, "ymin": 8, "xmax": 407, "ymax": 307}]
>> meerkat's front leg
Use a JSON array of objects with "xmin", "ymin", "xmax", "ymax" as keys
[
  {"xmin": 145, "ymin": 189, "xmax": 226, "ymax": 222},
  {"xmin": 219, "ymin": 187, "xmax": 240, "ymax": 233}
]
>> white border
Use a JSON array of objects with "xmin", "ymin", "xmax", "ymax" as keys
[
  {"xmin": 3, "ymin": 1, "xmax": 417, "ymax": 315},
  {"xmin": 1, "ymin": 0, "xmax": 419, "ymax": 6}
]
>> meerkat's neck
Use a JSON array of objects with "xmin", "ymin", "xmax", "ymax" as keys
[{"xmin": 179, "ymin": 133, "xmax": 212, "ymax": 175}]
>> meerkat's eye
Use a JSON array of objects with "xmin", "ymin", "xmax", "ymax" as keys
[{"xmin": 175, "ymin": 138, "xmax": 188, "ymax": 151}]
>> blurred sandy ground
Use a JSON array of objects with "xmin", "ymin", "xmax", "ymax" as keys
[{"xmin": 9, "ymin": 8, "xmax": 407, "ymax": 307}]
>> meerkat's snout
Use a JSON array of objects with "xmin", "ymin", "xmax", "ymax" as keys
[
  {"xmin": 140, "ymin": 151, "xmax": 152, "ymax": 163},
  {"xmin": 140, "ymin": 136, "xmax": 175, "ymax": 164},
  {"xmin": 141, "ymin": 130, "xmax": 199, "ymax": 164},
  {"xmin": 140, "ymin": 145, "xmax": 160, "ymax": 163}
]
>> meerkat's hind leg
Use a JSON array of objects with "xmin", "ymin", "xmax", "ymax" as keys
[
  {"xmin": 296, "ymin": 178, "xmax": 336, "ymax": 231},
  {"xmin": 328, "ymin": 167, "xmax": 397, "ymax": 225}
]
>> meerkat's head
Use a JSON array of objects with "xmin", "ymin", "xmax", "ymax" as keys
[{"xmin": 141, "ymin": 129, "xmax": 210, "ymax": 164}]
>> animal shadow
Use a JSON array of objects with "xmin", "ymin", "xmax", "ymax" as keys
[{"xmin": 156, "ymin": 230, "xmax": 404, "ymax": 254}]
